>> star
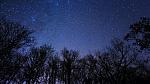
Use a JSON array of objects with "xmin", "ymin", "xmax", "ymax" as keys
[
  {"xmin": 1, "ymin": 0, "xmax": 150, "ymax": 54},
  {"xmin": 31, "ymin": 16, "xmax": 36, "ymax": 22}
]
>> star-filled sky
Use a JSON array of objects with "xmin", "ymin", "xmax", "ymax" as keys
[{"xmin": 1, "ymin": 0, "xmax": 150, "ymax": 54}]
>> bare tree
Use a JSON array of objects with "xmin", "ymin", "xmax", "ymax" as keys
[
  {"xmin": 78, "ymin": 54, "xmax": 97, "ymax": 84},
  {"xmin": 95, "ymin": 39, "xmax": 139, "ymax": 84},
  {"xmin": 23, "ymin": 45, "xmax": 52, "ymax": 84},
  {"xmin": 124, "ymin": 17, "xmax": 150, "ymax": 84},
  {"xmin": 125, "ymin": 17, "xmax": 150, "ymax": 50},
  {"xmin": 46, "ymin": 53, "xmax": 60, "ymax": 84},
  {"xmin": 0, "ymin": 18, "xmax": 33, "ymax": 83},
  {"xmin": 60, "ymin": 48, "xmax": 79, "ymax": 84}
]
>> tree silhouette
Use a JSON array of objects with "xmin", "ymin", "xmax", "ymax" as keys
[
  {"xmin": 95, "ymin": 39, "xmax": 140, "ymax": 84},
  {"xmin": 45, "ymin": 48, "xmax": 59, "ymax": 84},
  {"xmin": 1, "ymin": 17, "xmax": 150, "ymax": 84},
  {"xmin": 79, "ymin": 54, "xmax": 97, "ymax": 84},
  {"xmin": 124, "ymin": 17, "xmax": 150, "ymax": 84},
  {"xmin": 125, "ymin": 17, "xmax": 150, "ymax": 50},
  {"xmin": 0, "ymin": 18, "xmax": 34, "ymax": 83},
  {"xmin": 23, "ymin": 45, "xmax": 53, "ymax": 84},
  {"xmin": 60, "ymin": 48, "xmax": 79, "ymax": 84}
]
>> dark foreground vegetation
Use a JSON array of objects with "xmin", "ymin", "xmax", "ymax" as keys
[{"xmin": 0, "ymin": 17, "xmax": 150, "ymax": 84}]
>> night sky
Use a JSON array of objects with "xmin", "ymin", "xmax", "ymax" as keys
[{"xmin": 1, "ymin": 0, "xmax": 150, "ymax": 54}]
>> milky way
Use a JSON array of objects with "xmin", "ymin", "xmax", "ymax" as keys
[{"xmin": 1, "ymin": 0, "xmax": 150, "ymax": 54}]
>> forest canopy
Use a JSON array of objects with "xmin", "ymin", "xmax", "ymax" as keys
[{"xmin": 0, "ymin": 17, "xmax": 150, "ymax": 84}]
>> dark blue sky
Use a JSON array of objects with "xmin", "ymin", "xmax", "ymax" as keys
[{"xmin": 1, "ymin": 0, "xmax": 150, "ymax": 54}]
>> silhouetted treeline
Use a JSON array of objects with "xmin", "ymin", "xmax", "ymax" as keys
[{"xmin": 0, "ymin": 17, "xmax": 150, "ymax": 84}]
